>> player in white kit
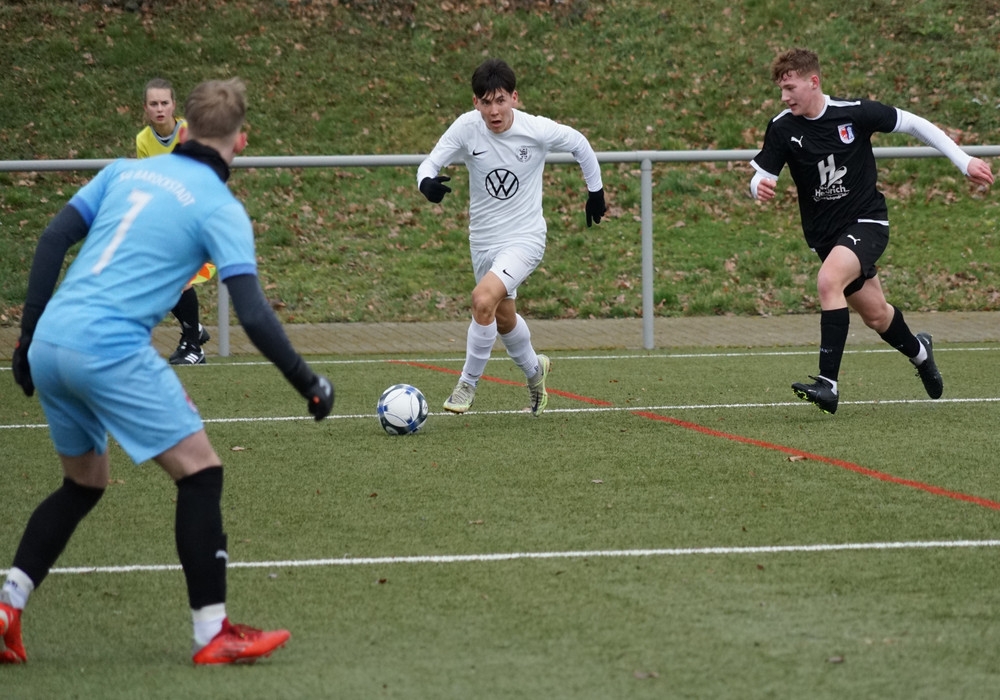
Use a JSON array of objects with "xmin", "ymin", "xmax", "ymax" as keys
[{"xmin": 417, "ymin": 58, "xmax": 607, "ymax": 416}]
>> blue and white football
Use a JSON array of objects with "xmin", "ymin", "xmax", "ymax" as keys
[{"xmin": 377, "ymin": 384, "xmax": 429, "ymax": 435}]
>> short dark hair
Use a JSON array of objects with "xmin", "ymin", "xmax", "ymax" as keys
[
  {"xmin": 471, "ymin": 58, "xmax": 516, "ymax": 99},
  {"xmin": 771, "ymin": 48, "xmax": 820, "ymax": 83}
]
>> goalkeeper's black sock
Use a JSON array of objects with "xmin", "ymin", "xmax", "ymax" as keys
[
  {"xmin": 175, "ymin": 467, "xmax": 227, "ymax": 610},
  {"xmin": 818, "ymin": 307, "xmax": 850, "ymax": 381},
  {"xmin": 12, "ymin": 478, "xmax": 104, "ymax": 588}
]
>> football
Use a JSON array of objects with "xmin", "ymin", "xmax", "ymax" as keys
[{"xmin": 377, "ymin": 384, "xmax": 429, "ymax": 435}]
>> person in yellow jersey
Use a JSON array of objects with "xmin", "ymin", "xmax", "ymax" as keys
[{"xmin": 137, "ymin": 78, "xmax": 215, "ymax": 364}]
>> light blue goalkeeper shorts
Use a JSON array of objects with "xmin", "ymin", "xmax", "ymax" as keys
[{"xmin": 29, "ymin": 340, "xmax": 204, "ymax": 464}]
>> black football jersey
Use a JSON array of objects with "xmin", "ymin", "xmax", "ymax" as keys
[{"xmin": 751, "ymin": 96, "xmax": 899, "ymax": 248}]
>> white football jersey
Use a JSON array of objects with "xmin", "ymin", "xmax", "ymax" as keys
[{"xmin": 418, "ymin": 109, "xmax": 602, "ymax": 249}]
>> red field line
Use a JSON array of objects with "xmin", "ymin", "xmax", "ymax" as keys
[
  {"xmin": 395, "ymin": 359, "xmax": 1000, "ymax": 511},
  {"xmin": 632, "ymin": 411, "xmax": 1000, "ymax": 511}
]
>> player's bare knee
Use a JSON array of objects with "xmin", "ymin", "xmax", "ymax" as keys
[
  {"xmin": 470, "ymin": 294, "xmax": 498, "ymax": 323},
  {"xmin": 860, "ymin": 309, "xmax": 892, "ymax": 332},
  {"xmin": 816, "ymin": 271, "xmax": 846, "ymax": 300}
]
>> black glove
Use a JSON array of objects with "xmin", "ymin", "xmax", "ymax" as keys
[
  {"xmin": 419, "ymin": 176, "xmax": 452, "ymax": 204},
  {"xmin": 303, "ymin": 374, "xmax": 334, "ymax": 421},
  {"xmin": 586, "ymin": 188, "xmax": 607, "ymax": 228},
  {"xmin": 12, "ymin": 335, "xmax": 34, "ymax": 397}
]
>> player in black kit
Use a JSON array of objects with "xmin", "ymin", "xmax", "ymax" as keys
[{"xmin": 749, "ymin": 48, "xmax": 993, "ymax": 414}]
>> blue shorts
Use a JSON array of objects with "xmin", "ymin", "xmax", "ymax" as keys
[{"xmin": 28, "ymin": 340, "xmax": 204, "ymax": 464}]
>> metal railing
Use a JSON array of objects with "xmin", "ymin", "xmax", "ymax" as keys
[{"xmin": 4, "ymin": 145, "xmax": 999, "ymax": 351}]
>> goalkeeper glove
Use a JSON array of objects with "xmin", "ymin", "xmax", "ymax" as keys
[
  {"xmin": 585, "ymin": 188, "xmax": 606, "ymax": 227},
  {"xmin": 303, "ymin": 374, "xmax": 334, "ymax": 421},
  {"xmin": 419, "ymin": 176, "xmax": 452, "ymax": 204},
  {"xmin": 12, "ymin": 335, "xmax": 34, "ymax": 397},
  {"xmin": 284, "ymin": 358, "xmax": 334, "ymax": 421}
]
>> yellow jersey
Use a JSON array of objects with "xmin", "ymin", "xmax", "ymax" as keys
[{"xmin": 135, "ymin": 118, "xmax": 187, "ymax": 158}]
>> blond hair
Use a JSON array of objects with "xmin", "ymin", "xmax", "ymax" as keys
[{"xmin": 183, "ymin": 78, "xmax": 247, "ymax": 140}]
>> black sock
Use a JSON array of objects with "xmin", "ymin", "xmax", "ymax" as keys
[
  {"xmin": 175, "ymin": 467, "xmax": 227, "ymax": 610},
  {"xmin": 818, "ymin": 307, "xmax": 850, "ymax": 381},
  {"xmin": 877, "ymin": 306, "xmax": 921, "ymax": 359},
  {"xmin": 171, "ymin": 287, "xmax": 201, "ymax": 343},
  {"xmin": 12, "ymin": 478, "xmax": 104, "ymax": 589}
]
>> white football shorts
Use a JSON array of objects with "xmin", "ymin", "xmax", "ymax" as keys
[{"xmin": 470, "ymin": 240, "xmax": 545, "ymax": 299}]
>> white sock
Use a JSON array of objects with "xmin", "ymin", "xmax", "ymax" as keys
[
  {"xmin": 192, "ymin": 603, "xmax": 227, "ymax": 647},
  {"xmin": 2, "ymin": 567, "xmax": 34, "ymax": 610},
  {"xmin": 460, "ymin": 319, "xmax": 497, "ymax": 386},
  {"xmin": 911, "ymin": 344, "xmax": 928, "ymax": 365},
  {"xmin": 500, "ymin": 314, "xmax": 538, "ymax": 378}
]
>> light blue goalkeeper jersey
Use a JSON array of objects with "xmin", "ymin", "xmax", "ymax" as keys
[{"xmin": 33, "ymin": 154, "xmax": 256, "ymax": 357}]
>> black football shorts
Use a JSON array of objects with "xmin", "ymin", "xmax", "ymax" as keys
[{"xmin": 814, "ymin": 221, "xmax": 889, "ymax": 296}]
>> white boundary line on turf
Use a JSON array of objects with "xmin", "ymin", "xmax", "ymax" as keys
[
  {"xmin": 472, "ymin": 396, "xmax": 1000, "ymax": 414},
  {"xmin": 0, "ymin": 344, "xmax": 978, "ymax": 369},
  {"xmin": 5, "ymin": 345, "xmax": 995, "ymax": 373},
  {"xmin": 4, "ymin": 539, "xmax": 998, "ymax": 577},
  {"xmin": 215, "ymin": 344, "xmax": 1000, "ymax": 366},
  {"xmin": 4, "ymin": 396, "xmax": 1000, "ymax": 430}
]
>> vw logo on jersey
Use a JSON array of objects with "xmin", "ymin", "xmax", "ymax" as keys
[
  {"xmin": 838, "ymin": 124, "xmax": 855, "ymax": 144},
  {"xmin": 485, "ymin": 169, "xmax": 520, "ymax": 200}
]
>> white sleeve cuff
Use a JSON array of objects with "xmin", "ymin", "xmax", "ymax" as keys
[{"xmin": 749, "ymin": 165, "xmax": 779, "ymax": 199}]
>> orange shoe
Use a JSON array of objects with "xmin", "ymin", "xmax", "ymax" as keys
[
  {"xmin": 192, "ymin": 618, "xmax": 290, "ymax": 665},
  {"xmin": 0, "ymin": 602, "xmax": 26, "ymax": 664}
]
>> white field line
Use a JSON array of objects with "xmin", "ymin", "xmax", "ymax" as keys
[
  {"xmin": 2, "ymin": 344, "xmax": 990, "ymax": 371},
  {"xmin": 2, "ymin": 345, "xmax": 998, "ymax": 430},
  {"xmin": 0, "ymin": 396, "xmax": 996, "ymax": 431},
  {"xmin": 3, "ymin": 539, "xmax": 999, "ymax": 577},
  {"xmin": 4, "ymin": 396, "xmax": 1000, "ymax": 430},
  {"xmin": 175, "ymin": 344, "xmax": 1000, "ymax": 366}
]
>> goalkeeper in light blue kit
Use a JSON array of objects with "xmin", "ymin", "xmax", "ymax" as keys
[
  {"xmin": 417, "ymin": 57, "xmax": 607, "ymax": 416},
  {"xmin": 3, "ymin": 78, "xmax": 333, "ymax": 665}
]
